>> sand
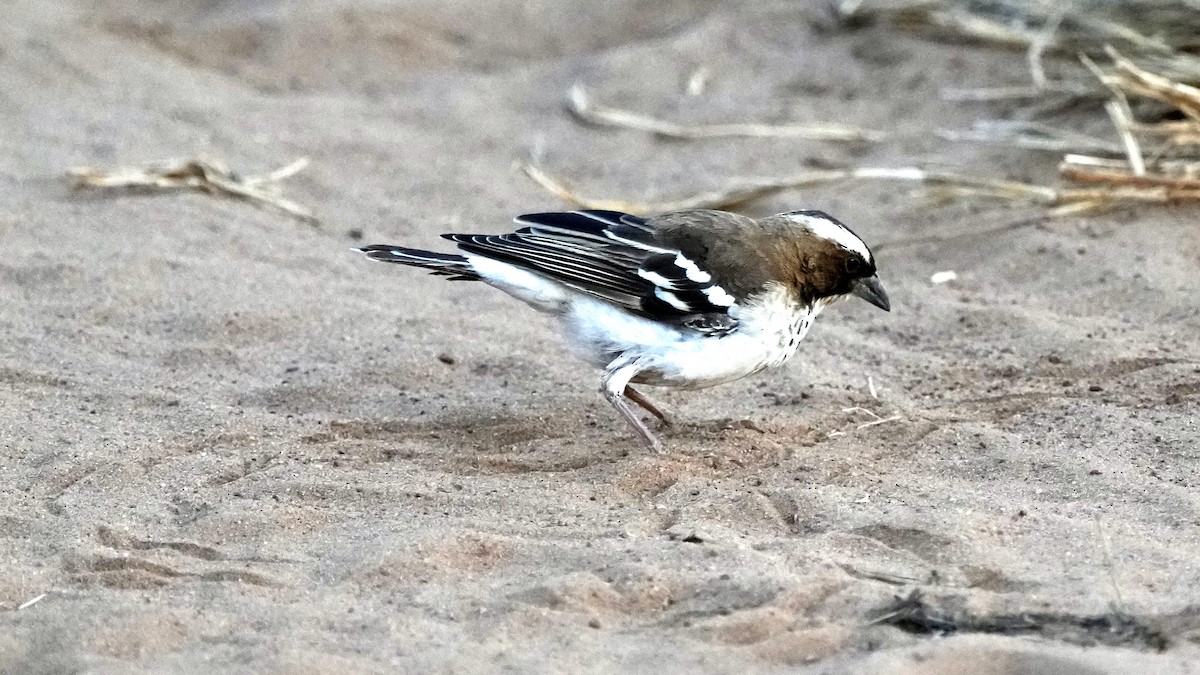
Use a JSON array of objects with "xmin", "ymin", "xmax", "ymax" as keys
[{"xmin": 2, "ymin": 1, "xmax": 1199, "ymax": 672}]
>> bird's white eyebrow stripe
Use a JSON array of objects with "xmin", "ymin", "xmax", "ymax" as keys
[{"xmin": 786, "ymin": 212, "xmax": 872, "ymax": 261}]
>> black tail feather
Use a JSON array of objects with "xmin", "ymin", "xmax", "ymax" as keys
[{"xmin": 357, "ymin": 245, "xmax": 478, "ymax": 281}]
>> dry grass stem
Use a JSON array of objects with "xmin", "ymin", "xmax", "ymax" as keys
[
  {"xmin": 827, "ymin": 406, "xmax": 903, "ymax": 437},
  {"xmin": 1129, "ymin": 120, "xmax": 1200, "ymax": 140},
  {"xmin": 1027, "ymin": 5, "xmax": 1068, "ymax": 88},
  {"xmin": 70, "ymin": 157, "xmax": 318, "ymax": 224},
  {"xmin": 1094, "ymin": 518, "xmax": 1127, "ymax": 612},
  {"xmin": 940, "ymin": 83, "xmax": 1099, "ymax": 102},
  {"xmin": 857, "ymin": 415, "xmax": 904, "ymax": 430},
  {"xmin": 1104, "ymin": 48, "xmax": 1200, "ymax": 122},
  {"xmin": 938, "ymin": 120, "xmax": 1123, "ymax": 154},
  {"xmin": 520, "ymin": 161, "xmax": 1069, "ymax": 212},
  {"xmin": 1103, "ymin": 99, "xmax": 1147, "ymax": 175},
  {"xmin": 1098, "ymin": 52, "xmax": 1200, "ymax": 159},
  {"xmin": 1065, "ymin": 154, "xmax": 1200, "ymax": 176},
  {"xmin": 843, "ymin": 0, "xmax": 1200, "ymax": 123},
  {"xmin": 517, "ymin": 160, "xmax": 849, "ymax": 214},
  {"xmin": 859, "ymin": 167, "xmax": 1059, "ymax": 202},
  {"xmin": 938, "ymin": 48, "xmax": 1200, "ymax": 212},
  {"xmin": 1060, "ymin": 163, "xmax": 1200, "ymax": 190},
  {"xmin": 537, "ymin": 49, "xmax": 1200, "ymax": 217},
  {"xmin": 17, "ymin": 594, "xmax": 46, "ymax": 610},
  {"xmin": 523, "ymin": 156, "xmax": 1200, "ymax": 216},
  {"xmin": 918, "ymin": 9, "xmax": 1037, "ymax": 49},
  {"xmin": 841, "ymin": 0, "xmax": 1188, "ymax": 57},
  {"xmin": 566, "ymin": 85, "xmax": 883, "ymax": 143}
]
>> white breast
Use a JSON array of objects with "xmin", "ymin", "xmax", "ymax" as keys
[{"xmin": 564, "ymin": 282, "xmax": 826, "ymax": 390}]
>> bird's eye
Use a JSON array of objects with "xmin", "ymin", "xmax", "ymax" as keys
[{"xmin": 845, "ymin": 258, "xmax": 863, "ymax": 275}]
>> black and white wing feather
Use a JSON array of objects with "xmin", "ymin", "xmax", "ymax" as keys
[{"xmin": 445, "ymin": 210, "xmax": 739, "ymax": 335}]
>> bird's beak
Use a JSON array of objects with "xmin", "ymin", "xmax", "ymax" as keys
[{"xmin": 850, "ymin": 275, "xmax": 890, "ymax": 312}]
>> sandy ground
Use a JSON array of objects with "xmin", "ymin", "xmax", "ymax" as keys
[{"xmin": 2, "ymin": 1, "xmax": 1199, "ymax": 672}]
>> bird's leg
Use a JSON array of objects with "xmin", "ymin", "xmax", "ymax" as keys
[
  {"xmin": 623, "ymin": 385, "xmax": 674, "ymax": 428},
  {"xmin": 601, "ymin": 361, "xmax": 664, "ymax": 453},
  {"xmin": 609, "ymin": 394, "xmax": 664, "ymax": 453}
]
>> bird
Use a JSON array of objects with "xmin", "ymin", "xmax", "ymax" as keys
[{"xmin": 357, "ymin": 208, "xmax": 890, "ymax": 452}]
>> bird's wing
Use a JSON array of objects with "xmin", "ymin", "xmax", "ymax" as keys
[{"xmin": 444, "ymin": 210, "xmax": 739, "ymax": 334}]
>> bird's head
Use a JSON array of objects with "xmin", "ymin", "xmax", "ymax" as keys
[{"xmin": 766, "ymin": 210, "xmax": 890, "ymax": 312}]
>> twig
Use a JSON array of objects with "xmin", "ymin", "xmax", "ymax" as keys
[
  {"xmin": 566, "ymin": 85, "xmax": 883, "ymax": 143},
  {"xmin": 1094, "ymin": 518, "xmax": 1126, "ymax": 613},
  {"xmin": 69, "ymin": 157, "xmax": 318, "ymax": 224},
  {"xmin": 1128, "ymin": 120, "xmax": 1200, "ymax": 140},
  {"xmin": 1104, "ymin": 47, "xmax": 1200, "ymax": 122},
  {"xmin": 857, "ymin": 415, "xmax": 903, "ymax": 430},
  {"xmin": 844, "ymin": 0, "xmax": 1186, "ymax": 56},
  {"xmin": 1079, "ymin": 16, "xmax": 1173, "ymax": 56},
  {"xmin": 517, "ymin": 161, "xmax": 849, "ymax": 214},
  {"xmin": 521, "ymin": 157, "xmax": 1200, "ymax": 218},
  {"xmin": 249, "ymin": 158, "xmax": 311, "ymax": 186},
  {"xmin": 1084, "ymin": 50, "xmax": 1200, "ymax": 161},
  {"xmin": 938, "ymin": 120, "xmax": 1124, "ymax": 155},
  {"xmin": 1103, "ymin": 99, "xmax": 1146, "ymax": 176},
  {"xmin": 17, "ymin": 594, "xmax": 46, "ymax": 610},
  {"xmin": 920, "ymin": 9, "xmax": 1039, "ymax": 50},
  {"xmin": 1057, "ymin": 185, "xmax": 1200, "ymax": 207},
  {"xmin": 842, "ymin": 406, "xmax": 903, "ymax": 430},
  {"xmin": 1063, "ymin": 154, "xmax": 1128, "ymax": 168},
  {"xmin": 519, "ymin": 161, "xmax": 1064, "ymax": 212},
  {"xmin": 940, "ymin": 83, "xmax": 1099, "ymax": 102},
  {"xmin": 850, "ymin": 166, "xmax": 1058, "ymax": 202},
  {"xmin": 1028, "ymin": 6, "xmax": 1069, "ymax": 88},
  {"xmin": 1060, "ymin": 162, "xmax": 1200, "ymax": 190},
  {"xmin": 1065, "ymin": 154, "xmax": 1200, "ymax": 174}
]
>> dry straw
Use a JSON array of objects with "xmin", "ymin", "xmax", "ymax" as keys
[
  {"xmin": 70, "ymin": 157, "xmax": 318, "ymax": 224},
  {"xmin": 567, "ymin": 84, "xmax": 884, "ymax": 143},
  {"xmin": 524, "ymin": 1, "xmax": 1200, "ymax": 215},
  {"xmin": 531, "ymin": 10, "xmax": 1200, "ymax": 217}
]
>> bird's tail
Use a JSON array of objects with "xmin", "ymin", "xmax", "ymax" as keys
[{"xmin": 357, "ymin": 245, "xmax": 479, "ymax": 281}]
